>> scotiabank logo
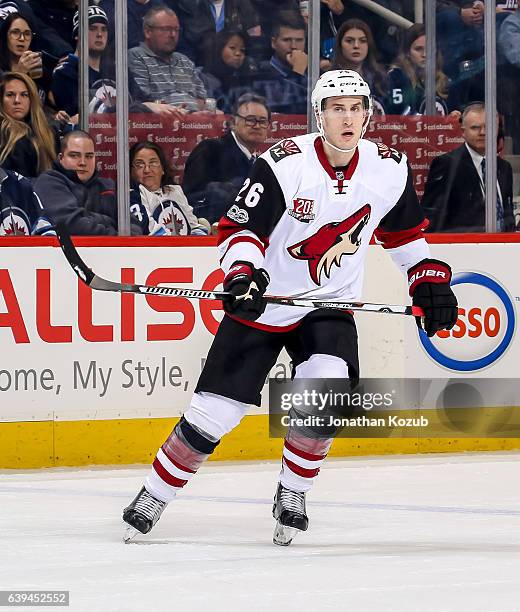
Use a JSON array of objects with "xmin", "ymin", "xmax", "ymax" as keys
[{"xmin": 420, "ymin": 272, "xmax": 516, "ymax": 371}]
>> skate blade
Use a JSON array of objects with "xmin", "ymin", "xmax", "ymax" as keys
[
  {"xmin": 123, "ymin": 524, "xmax": 140, "ymax": 543},
  {"xmin": 273, "ymin": 521, "xmax": 299, "ymax": 547}
]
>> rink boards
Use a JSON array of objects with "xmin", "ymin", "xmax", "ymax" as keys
[{"xmin": 1, "ymin": 235, "xmax": 519, "ymax": 468}]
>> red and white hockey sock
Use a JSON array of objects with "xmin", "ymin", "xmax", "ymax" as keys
[
  {"xmin": 145, "ymin": 418, "xmax": 216, "ymax": 502},
  {"xmin": 279, "ymin": 429, "xmax": 333, "ymax": 493}
]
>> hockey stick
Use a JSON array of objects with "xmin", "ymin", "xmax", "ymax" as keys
[{"xmin": 55, "ymin": 223, "xmax": 424, "ymax": 317}]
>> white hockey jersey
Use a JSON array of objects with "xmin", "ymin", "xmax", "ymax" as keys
[{"xmin": 218, "ymin": 133, "xmax": 430, "ymax": 329}]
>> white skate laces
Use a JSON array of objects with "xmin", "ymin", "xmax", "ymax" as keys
[
  {"xmin": 123, "ymin": 486, "xmax": 167, "ymax": 542},
  {"xmin": 272, "ymin": 483, "xmax": 309, "ymax": 546},
  {"xmin": 279, "ymin": 487, "xmax": 306, "ymax": 514},
  {"xmin": 132, "ymin": 489, "xmax": 166, "ymax": 522}
]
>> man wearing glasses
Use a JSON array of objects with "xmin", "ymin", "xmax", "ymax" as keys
[
  {"xmin": 128, "ymin": 6, "xmax": 206, "ymax": 117},
  {"xmin": 183, "ymin": 93, "xmax": 271, "ymax": 224}
]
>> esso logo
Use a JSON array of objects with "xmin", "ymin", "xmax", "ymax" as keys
[{"xmin": 419, "ymin": 272, "xmax": 515, "ymax": 372}]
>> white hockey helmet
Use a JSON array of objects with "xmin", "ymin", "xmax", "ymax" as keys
[{"xmin": 312, "ymin": 70, "xmax": 373, "ymax": 149}]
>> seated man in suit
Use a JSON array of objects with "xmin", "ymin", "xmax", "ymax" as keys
[
  {"xmin": 422, "ymin": 101, "xmax": 515, "ymax": 232},
  {"xmin": 182, "ymin": 93, "xmax": 270, "ymax": 223}
]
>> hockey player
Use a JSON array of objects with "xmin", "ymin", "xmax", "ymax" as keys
[{"xmin": 123, "ymin": 70, "xmax": 458, "ymax": 545}]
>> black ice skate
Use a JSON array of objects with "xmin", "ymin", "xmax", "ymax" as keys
[
  {"xmin": 272, "ymin": 482, "xmax": 308, "ymax": 546},
  {"xmin": 123, "ymin": 486, "xmax": 167, "ymax": 542}
]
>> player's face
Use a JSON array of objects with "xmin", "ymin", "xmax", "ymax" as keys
[
  {"xmin": 233, "ymin": 101, "xmax": 270, "ymax": 148},
  {"xmin": 461, "ymin": 109, "xmax": 489, "ymax": 156},
  {"xmin": 409, "ymin": 35, "xmax": 426, "ymax": 70},
  {"xmin": 222, "ymin": 35, "xmax": 246, "ymax": 69},
  {"xmin": 131, "ymin": 147, "xmax": 164, "ymax": 191},
  {"xmin": 271, "ymin": 27, "xmax": 305, "ymax": 63},
  {"xmin": 321, "ymin": 96, "xmax": 367, "ymax": 149},
  {"xmin": 88, "ymin": 23, "xmax": 108, "ymax": 54},
  {"xmin": 341, "ymin": 28, "xmax": 368, "ymax": 65},
  {"xmin": 2, "ymin": 78, "xmax": 31, "ymax": 121},
  {"xmin": 59, "ymin": 136, "xmax": 96, "ymax": 182}
]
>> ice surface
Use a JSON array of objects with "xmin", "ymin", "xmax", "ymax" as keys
[{"xmin": 1, "ymin": 452, "xmax": 520, "ymax": 612}]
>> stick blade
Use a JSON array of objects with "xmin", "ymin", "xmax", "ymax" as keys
[{"xmin": 55, "ymin": 222, "xmax": 94, "ymax": 286}]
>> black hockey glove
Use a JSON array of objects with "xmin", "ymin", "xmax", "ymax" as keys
[
  {"xmin": 222, "ymin": 261, "xmax": 270, "ymax": 321},
  {"xmin": 407, "ymin": 258, "xmax": 458, "ymax": 337}
]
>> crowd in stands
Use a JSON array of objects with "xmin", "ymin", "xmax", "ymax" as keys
[{"xmin": 0, "ymin": 0, "xmax": 518, "ymax": 236}]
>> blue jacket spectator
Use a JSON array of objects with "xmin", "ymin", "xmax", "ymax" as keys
[
  {"xmin": 51, "ymin": 6, "xmax": 115, "ymax": 117},
  {"xmin": 173, "ymin": 0, "xmax": 260, "ymax": 64},
  {"xmin": 497, "ymin": 9, "xmax": 520, "ymax": 153},
  {"xmin": 499, "ymin": 9, "xmax": 520, "ymax": 66},
  {"xmin": 98, "ymin": 0, "xmax": 162, "ymax": 50},
  {"xmin": 0, "ymin": 166, "xmax": 54, "ymax": 235},
  {"xmin": 252, "ymin": 13, "xmax": 307, "ymax": 115},
  {"xmin": 26, "ymin": 0, "xmax": 77, "ymax": 52},
  {"xmin": 34, "ymin": 130, "xmax": 145, "ymax": 236}
]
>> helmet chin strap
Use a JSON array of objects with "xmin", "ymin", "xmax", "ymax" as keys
[{"xmin": 316, "ymin": 109, "xmax": 369, "ymax": 155}]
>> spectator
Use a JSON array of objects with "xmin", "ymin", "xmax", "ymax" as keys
[
  {"xmin": 331, "ymin": 19, "xmax": 387, "ymax": 113},
  {"xmin": 98, "ymin": 0, "xmax": 162, "ymax": 51},
  {"xmin": 183, "ymin": 92, "xmax": 270, "ymax": 223},
  {"xmin": 0, "ymin": 12, "xmax": 55, "ymax": 109},
  {"xmin": 331, "ymin": 0, "xmax": 415, "ymax": 65},
  {"xmin": 252, "ymin": 12, "xmax": 307, "ymax": 114},
  {"xmin": 422, "ymin": 102, "xmax": 515, "ymax": 232},
  {"xmin": 199, "ymin": 30, "xmax": 257, "ymax": 113},
  {"xmin": 0, "ymin": 0, "xmax": 74, "ymax": 57},
  {"xmin": 316, "ymin": 0, "xmax": 346, "ymax": 71},
  {"xmin": 26, "ymin": 0, "xmax": 77, "ymax": 51},
  {"xmin": 498, "ymin": 6, "xmax": 520, "ymax": 152},
  {"xmin": 128, "ymin": 6, "xmax": 206, "ymax": 115},
  {"xmin": 34, "ymin": 130, "xmax": 147, "ymax": 235},
  {"xmin": 174, "ymin": 0, "xmax": 261, "ymax": 65},
  {"xmin": 0, "ymin": 72, "xmax": 56, "ymax": 178},
  {"xmin": 53, "ymin": 5, "xmax": 170, "ymax": 119},
  {"xmin": 130, "ymin": 141, "xmax": 209, "ymax": 235},
  {"xmin": 0, "ymin": 166, "xmax": 54, "ymax": 235},
  {"xmin": 249, "ymin": 0, "xmax": 297, "ymax": 35},
  {"xmin": 436, "ymin": 1, "xmax": 484, "ymax": 105},
  {"xmin": 386, "ymin": 24, "xmax": 457, "ymax": 116},
  {"xmin": 51, "ymin": 6, "xmax": 114, "ymax": 118}
]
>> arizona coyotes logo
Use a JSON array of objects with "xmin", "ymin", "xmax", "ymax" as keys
[
  {"xmin": 376, "ymin": 142, "xmax": 402, "ymax": 164},
  {"xmin": 287, "ymin": 205, "xmax": 371, "ymax": 285}
]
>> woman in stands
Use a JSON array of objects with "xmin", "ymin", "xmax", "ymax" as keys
[
  {"xmin": 129, "ymin": 141, "xmax": 209, "ymax": 236},
  {"xmin": 331, "ymin": 19, "xmax": 387, "ymax": 114},
  {"xmin": 0, "ymin": 12, "xmax": 56, "ymax": 110},
  {"xmin": 199, "ymin": 30, "xmax": 256, "ymax": 113},
  {"xmin": 386, "ymin": 23, "xmax": 459, "ymax": 116},
  {"xmin": 0, "ymin": 72, "xmax": 56, "ymax": 178}
]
